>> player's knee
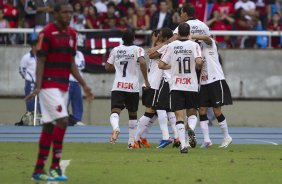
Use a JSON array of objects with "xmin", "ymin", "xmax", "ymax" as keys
[
  {"xmin": 213, "ymin": 107, "xmax": 221, "ymax": 117},
  {"xmin": 199, "ymin": 114, "xmax": 208, "ymax": 121},
  {"xmin": 216, "ymin": 114, "xmax": 225, "ymax": 123},
  {"xmin": 199, "ymin": 107, "xmax": 208, "ymax": 115},
  {"xmin": 144, "ymin": 112, "xmax": 155, "ymax": 119},
  {"xmin": 186, "ymin": 108, "xmax": 197, "ymax": 116},
  {"xmin": 129, "ymin": 114, "xmax": 137, "ymax": 120}
]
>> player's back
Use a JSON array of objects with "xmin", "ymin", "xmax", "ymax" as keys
[
  {"xmin": 108, "ymin": 45, "xmax": 144, "ymax": 92},
  {"xmin": 164, "ymin": 39, "xmax": 201, "ymax": 92},
  {"xmin": 186, "ymin": 19, "xmax": 210, "ymax": 36}
]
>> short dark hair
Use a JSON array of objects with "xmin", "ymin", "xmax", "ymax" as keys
[
  {"xmin": 107, "ymin": 2, "xmax": 116, "ymax": 9},
  {"xmin": 151, "ymin": 29, "xmax": 160, "ymax": 37},
  {"xmin": 181, "ymin": 3, "xmax": 195, "ymax": 17},
  {"xmin": 122, "ymin": 30, "xmax": 135, "ymax": 45},
  {"xmin": 178, "ymin": 23, "xmax": 190, "ymax": 37},
  {"xmin": 54, "ymin": 1, "xmax": 70, "ymax": 12},
  {"xmin": 160, "ymin": 27, "xmax": 173, "ymax": 40}
]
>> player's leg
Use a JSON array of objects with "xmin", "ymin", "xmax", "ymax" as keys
[
  {"xmin": 186, "ymin": 108, "xmax": 198, "ymax": 131},
  {"xmin": 167, "ymin": 111, "xmax": 180, "ymax": 147},
  {"xmin": 199, "ymin": 107, "xmax": 213, "ymax": 148},
  {"xmin": 32, "ymin": 123, "xmax": 55, "ymax": 181},
  {"xmin": 70, "ymin": 82, "xmax": 83, "ymax": 124},
  {"xmin": 213, "ymin": 106, "xmax": 232, "ymax": 148},
  {"xmin": 110, "ymin": 91, "xmax": 124, "ymax": 144}
]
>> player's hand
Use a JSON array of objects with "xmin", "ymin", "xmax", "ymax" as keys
[
  {"xmin": 147, "ymin": 48, "xmax": 156, "ymax": 55},
  {"xmin": 144, "ymin": 80, "xmax": 150, "ymax": 89},
  {"xmin": 25, "ymin": 88, "xmax": 40, "ymax": 101},
  {"xmin": 83, "ymin": 85, "xmax": 95, "ymax": 102}
]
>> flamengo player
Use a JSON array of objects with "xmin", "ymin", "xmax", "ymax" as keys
[
  {"xmin": 159, "ymin": 23, "xmax": 203, "ymax": 154},
  {"xmin": 26, "ymin": 2, "xmax": 94, "ymax": 182},
  {"xmin": 190, "ymin": 34, "xmax": 233, "ymax": 148},
  {"xmin": 105, "ymin": 30, "xmax": 149, "ymax": 148}
]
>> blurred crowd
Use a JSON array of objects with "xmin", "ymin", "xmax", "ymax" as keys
[{"xmin": 0, "ymin": 0, "xmax": 282, "ymax": 48}]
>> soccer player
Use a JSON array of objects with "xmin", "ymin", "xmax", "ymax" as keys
[
  {"xmin": 190, "ymin": 34, "xmax": 233, "ymax": 148},
  {"xmin": 26, "ymin": 2, "xmax": 94, "ymax": 181},
  {"xmin": 133, "ymin": 28, "xmax": 176, "ymax": 149},
  {"xmin": 19, "ymin": 39, "xmax": 41, "ymax": 125},
  {"xmin": 105, "ymin": 30, "xmax": 150, "ymax": 148},
  {"xmin": 159, "ymin": 23, "xmax": 203, "ymax": 154},
  {"xmin": 68, "ymin": 50, "xmax": 85, "ymax": 126}
]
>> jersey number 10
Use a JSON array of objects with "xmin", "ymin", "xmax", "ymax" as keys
[{"xmin": 177, "ymin": 57, "xmax": 191, "ymax": 74}]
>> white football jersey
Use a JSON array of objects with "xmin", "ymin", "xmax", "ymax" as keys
[
  {"xmin": 70, "ymin": 51, "xmax": 85, "ymax": 82},
  {"xmin": 107, "ymin": 45, "xmax": 145, "ymax": 92},
  {"xmin": 161, "ymin": 39, "xmax": 202, "ymax": 92},
  {"xmin": 147, "ymin": 58, "xmax": 163, "ymax": 89},
  {"xmin": 19, "ymin": 51, "xmax": 37, "ymax": 82},
  {"xmin": 173, "ymin": 18, "xmax": 210, "ymax": 36},
  {"xmin": 157, "ymin": 44, "xmax": 171, "ymax": 81},
  {"xmin": 200, "ymin": 39, "xmax": 225, "ymax": 85}
]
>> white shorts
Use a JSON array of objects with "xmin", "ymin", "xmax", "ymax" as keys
[{"xmin": 39, "ymin": 88, "xmax": 68, "ymax": 123}]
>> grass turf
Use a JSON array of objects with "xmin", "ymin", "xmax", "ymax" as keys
[{"xmin": 0, "ymin": 143, "xmax": 281, "ymax": 184}]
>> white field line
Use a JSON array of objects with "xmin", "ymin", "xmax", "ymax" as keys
[{"xmin": 244, "ymin": 139, "xmax": 279, "ymax": 145}]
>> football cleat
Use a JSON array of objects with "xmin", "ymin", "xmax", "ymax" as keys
[
  {"xmin": 32, "ymin": 173, "xmax": 55, "ymax": 181},
  {"xmin": 49, "ymin": 167, "xmax": 68, "ymax": 181},
  {"xmin": 200, "ymin": 142, "xmax": 213, "ymax": 148},
  {"xmin": 219, "ymin": 136, "xmax": 232, "ymax": 148},
  {"xmin": 156, "ymin": 138, "xmax": 173, "ymax": 148},
  {"xmin": 187, "ymin": 128, "xmax": 197, "ymax": 148},
  {"xmin": 110, "ymin": 128, "xmax": 120, "ymax": 144},
  {"xmin": 172, "ymin": 138, "xmax": 181, "ymax": 148},
  {"xmin": 140, "ymin": 137, "xmax": 150, "ymax": 148},
  {"xmin": 132, "ymin": 141, "xmax": 141, "ymax": 149},
  {"xmin": 180, "ymin": 147, "xmax": 188, "ymax": 154},
  {"xmin": 127, "ymin": 143, "xmax": 133, "ymax": 149}
]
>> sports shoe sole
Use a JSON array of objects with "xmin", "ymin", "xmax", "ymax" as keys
[
  {"xmin": 110, "ymin": 128, "xmax": 120, "ymax": 144},
  {"xmin": 187, "ymin": 129, "xmax": 197, "ymax": 148}
]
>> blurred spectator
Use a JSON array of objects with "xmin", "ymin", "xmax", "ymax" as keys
[
  {"xmin": 0, "ymin": 8, "xmax": 9, "ymax": 44},
  {"xmin": 144, "ymin": 0, "xmax": 158, "ymax": 13},
  {"xmin": 24, "ymin": 0, "xmax": 36, "ymax": 28},
  {"xmin": 208, "ymin": 0, "xmax": 235, "ymax": 48},
  {"xmin": 34, "ymin": 0, "xmax": 55, "ymax": 28},
  {"xmin": 235, "ymin": 0, "xmax": 259, "ymax": 21},
  {"xmin": 234, "ymin": 7, "xmax": 258, "ymax": 48},
  {"xmin": 117, "ymin": 16, "xmax": 129, "ymax": 30},
  {"xmin": 253, "ymin": 0, "xmax": 272, "ymax": 30},
  {"xmin": 126, "ymin": 6, "xmax": 135, "ymax": 29},
  {"xmin": 3, "ymin": 0, "xmax": 19, "ymax": 28},
  {"xmin": 100, "ymin": 2, "xmax": 119, "ymax": 29},
  {"xmin": 267, "ymin": 12, "xmax": 282, "ymax": 48},
  {"xmin": 187, "ymin": 0, "xmax": 208, "ymax": 22},
  {"xmin": 117, "ymin": 0, "xmax": 135, "ymax": 17},
  {"xmin": 86, "ymin": 5, "xmax": 100, "ymax": 29},
  {"xmin": 151, "ymin": 0, "xmax": 172, "ymax": 29},
  {"xmin": 133, "ymin": 7, "xmax": 150, "ymax": 45},
  {"xmin": 70, "ymin": 2, "xmax": 86, "ymax": 30},
  {"xmin": 147, "ymin": 2, "xmax": 158, "ymax": 17},
  {"xmin": 95, "ymin": 0, "xmax": 107, "ymax": 14}
]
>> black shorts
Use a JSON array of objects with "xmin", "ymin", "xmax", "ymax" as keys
[
  {"xmin": 111, "ymin": 91, "xmax": 139, "ymax": 112},
  {"xmin": 156, "ymin": 78, "xmax": 171, "ymax": 110},
  {"xmin": 142, "ymin": 87, "xmax": 158, "ymax": 108},
  {"xmin": 199, "ymin": 80, "xmax": 233, "ymax": 108},
  {"xmin": 170, "ymin": 90, "xmax": 199, "ymax": 111}
]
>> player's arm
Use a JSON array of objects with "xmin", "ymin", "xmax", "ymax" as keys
[
  {"xmin": 105, "ymin": 62, "xmax": 115, "ymax": 72},
  {"xmin": 71, "ymin": 58, "xmax": 94, "ymax": 101},
  {"xmin": 190, "ymin": 35, "xmax": 212, "ymax": 45},
  {"xmin": 158, "ymin": 60, "xmax": 171, "ymax": 70},
  {"xmin": 195, "ymin": 57, "xmax": 203, "ymax": 70},
  {"xmin": 138, "ymin": 56, "xmax": 150, "ymax": 89}
]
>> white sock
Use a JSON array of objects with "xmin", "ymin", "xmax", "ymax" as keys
[
  {"xmin": 176, "ymin": 123, "xmax": 186, "ymax": 149},
  {"xmin": 167, "ymin": 112, "xmax": 178, "ymax": 139},
  {"xmin": 188, "ymin": 115, "xmax": 197, "ymax": 130},
  {"xmin": 110, "ymin": 113, "xmax": 119, "ymax": 130},
  {"xmin": 218, "ymin": 119, "xmax": 230, "ymax": 139},
  {"xmin": 135, "ymin": 115, "xmax": 151, "ymax": 141},
  {"xmin": 128, "ymin": 120, "xmax": 137, "ymax": 145},
  {"xmin": 157, "ymin": 110, "xmax": 170, "ymax": 140},
  {"xmin": 141, "ymin": 115, "xmax": 157, "ymax": 138},
  {"xmin": 200, "ymin": 120, "xmax": 211, "ymax": 143}
]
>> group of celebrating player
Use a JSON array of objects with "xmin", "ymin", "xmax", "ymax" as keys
[{"xmin": 106, "ymin": 3, "xmax": 233, "ymax": 154}]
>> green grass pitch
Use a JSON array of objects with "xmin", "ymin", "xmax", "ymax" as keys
[{"xmin": 0, "ymin": 143, "xmax": 282, "ymax": 184}]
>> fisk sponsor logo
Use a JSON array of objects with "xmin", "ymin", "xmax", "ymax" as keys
[
  {"xmin": 175, "ymin": 77, "xmax": 191, "ymax": 84},
  {"xmin": 117, "ymin": 82, "xmax": 134, "ymax": 89}
]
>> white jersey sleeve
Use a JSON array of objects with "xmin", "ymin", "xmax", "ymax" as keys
[
  {"xmin": 107, "ymin": 47, "xmax": 116, "ymax": 65},
  {"xmin": 160, "ymin": 44, "xmax": 172, "ymax": 65},
  {"xmin": 137, "ymin": 47, "xmax": 145, "ymax": 58},
  {"xmin": 173, "ymin": 19, "xmax": 210, "ymax": 36}
]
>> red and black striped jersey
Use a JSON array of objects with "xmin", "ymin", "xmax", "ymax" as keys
[{"xmin": 37, "ymin": 23, "xmax": 77, "ymax": 91}]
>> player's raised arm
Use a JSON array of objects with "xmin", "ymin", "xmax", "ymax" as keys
[{"xmin": 191, "ymin": 35, "xmax": 212, "ymax": 45}]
